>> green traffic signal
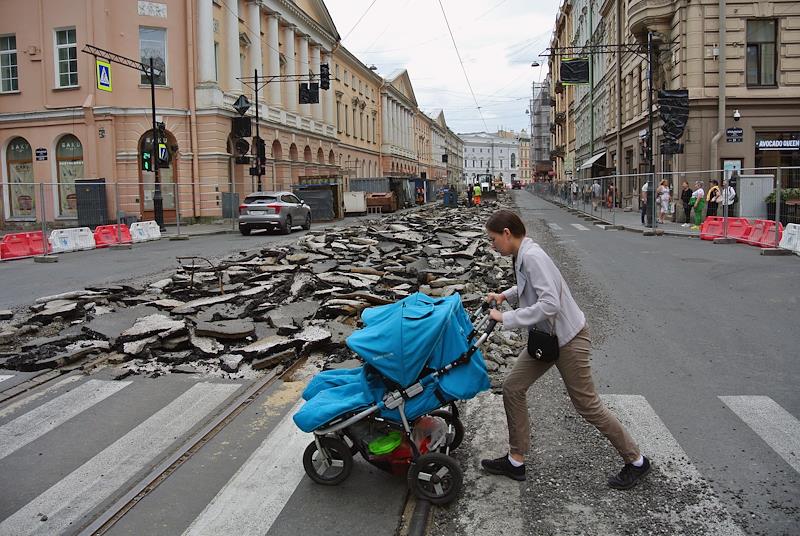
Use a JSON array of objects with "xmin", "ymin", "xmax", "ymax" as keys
[{"xmin": 142, "ymin": 150, "xmax": 152, "ymax": 171}]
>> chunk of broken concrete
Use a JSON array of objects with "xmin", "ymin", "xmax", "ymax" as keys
[
  {"xmin": 219, "ymin": 353, "xmax": 244, "ymax": 373},
  {"xmin": 194, "ymin": 320, "xmax": 255, "ymax": 340},
  {"xmin": 239, "ymin": 335, "xmax": 296, "ymax": 357},
  {"xmin": 189, "ymin": 331, "xmax": 224, "ymax": 356},
  {"xmin": 120, "ymin": 314, "xmax": 185, "ymax": 341}
]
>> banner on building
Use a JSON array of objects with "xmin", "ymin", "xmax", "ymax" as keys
[
  {"xmin": 657, "ymin": 89, "xmax": 689, "ymax": 154},
  {"xmin": 560, "ymin": 58, "xmax": 589, "ymax": 85}
]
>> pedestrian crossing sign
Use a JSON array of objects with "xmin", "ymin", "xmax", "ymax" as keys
[{"xmin": 96, "ymin": 60, "xmax": 112, "ymax": 92}]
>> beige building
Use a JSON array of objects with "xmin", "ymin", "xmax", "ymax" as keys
[
  {"xmin": 519, "ymin": 129, "xmax": 532, "ymax": 183},
  {"xmin": 380, "ymin": 70, "xmax": 417, "ymax": 176},
  {"xmin": 445, "ymin": 123, "xmax": 464, "ymax": 187},
  {"xmin": 0, "ymin": 0, "xmax": 342, "ymax": 226},
  {"xmin": 549, "ymin": 0, "xmax": 800, "ymax": 196},
  {"xmin": 331, "ymin": 44, "xmax": 381, "ymax": 180}
]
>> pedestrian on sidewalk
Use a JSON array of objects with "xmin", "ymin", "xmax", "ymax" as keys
[
  {"xmin": 680, "ymin": 181, "xmax": 692, "ymax": 226},
  {"xmin": 480, "ymin": 209, "xmax": 652, "ymax": 490},
  {"xmin": 657, "ymin": 180, "xmax": 670, "ymax": 224},
  {"xmin": 706, "ymin": 180, "xmax": 721, "ymax": 217},
  {"xmin": 591, "ymin": 180, "xmax": 602, "ymax": 211},
  {"xmin": 606, "ymin": 183, "xmax": 616, "ymax": 209},
  {"xmin": 640, "ymin": 183, "xmax": 649, "ymax": 225},
  {"xmin": 720, "ymin": 178, "xmax": 737, "ymax": 217},
  {"xmin": 690, "ymin": 181, "xmax": 706, "ymax": 229}
]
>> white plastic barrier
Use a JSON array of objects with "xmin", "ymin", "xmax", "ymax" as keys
[
  {"xmin": 48, "ymin": 227, "xmax": 96, "ymax": 254},
  {"xmin": 130, "ymin": 221, "xmax": 162, "ymax": 242},
  {"xmin": 129, "ymin": 222, "xmax": 150, "ymax": 243},
  {"xmin": 779, "ymin": 223, "xmax": 800, "ymax": 255},
  {"xmin": 143, "ymin": 220, "xmax": 162, "ymax": 241}
]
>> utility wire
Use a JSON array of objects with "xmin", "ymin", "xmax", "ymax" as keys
[
  {"xmin": 436, "ymin": 0, "xmax": 488, "ymax": 131},
  {"xmin": 341, "ymin": 0, "xmax": 380, "ymax": 42}
]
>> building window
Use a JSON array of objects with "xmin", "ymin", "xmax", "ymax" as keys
[
  {"xmin": 344, "ymin": 104, "xmax": 349, "ymax": 135},
  {"xmin": 336, "ymin": 101, "xmax": 342, "ymax": 133},
  {"xmin": 1, "ymin": 35, "xmax": 18, "ymax": 92},
  {"xmin": 56, "ymin": 134, "xmax": 83, "ymax": 218},
  {"xmin": 511, "ymin": 153, "xmax": 516, "ymax": 168},
  {"xmin": 360, "ymin": 112, "xmax": 364, "ymax": 140},
  {"xmin": 344, "ymin": 69, "xmax": 349, "ymax": 85},
  {"xmin": 139, "ymin": 27, "xmax": 167, "ymax": 85},
  {"xmin": 353, "ymin": 108, "xmax": 357, "ymax": 138},
  {"xmin": 335, "ymin": 63, "xmax": 339, "ymax": 78},
  {"xmin": 6, "ymin": 137, "xmax": 34, "ymax": 218},
  {"xmin": 372, "ymin": 117, "xmax": 376, "ymax": 144},
  {"xmin": 55, "ymin": 28, "xmax": 78, "ymax": 87},
  {"xmin": 747, "ymin": 20, "xmax": 777, "ymax": 87}
]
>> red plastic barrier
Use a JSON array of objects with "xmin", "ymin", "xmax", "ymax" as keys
[
  {"xmin": 721, "ymin": 217, "xmax": 752, "ymax": 241},
  {"xmin": 93, "ymin": 224, "xmax": 133, "ymax": 248},
  {"xmin": 700, "ymin": 216, "xmax": 724, "ymax": 241},
  {"xmin": 0, "ymin": 231, "xmax": 49, "ymax": 260},
  {"xmin": 741, "ymin": 220, "xmax": 783, "ymax": 247}
]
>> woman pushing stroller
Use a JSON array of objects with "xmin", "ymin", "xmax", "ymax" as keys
[{"xmin": 481, "ymin": 210, "xmax": 652, "ymax": 490}]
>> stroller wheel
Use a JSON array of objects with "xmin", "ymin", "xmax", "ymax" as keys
[
  {"xmin": 408, "ymin": 452, "xmax": 463, "ymax": 505},
  {"xmin": 430, "ymin": 410, "xmax": 465, "ymax": 451},
  {"xmin": 303, "ymin": 437, "xmax": 354, "ymax": 485}
]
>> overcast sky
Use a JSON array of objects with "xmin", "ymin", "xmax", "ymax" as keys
[{"xmin": 324, "ymin": 0, "xmax": 560, "ymax": 135}]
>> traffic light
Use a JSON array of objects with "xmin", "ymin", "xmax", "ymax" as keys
[
  {"xmin": 141, "ymin": 149, "xmax": 153, "ymax": 172},
  {"xmin": 253, "ymin": 136, "xmax": 266, "ymax": 159},
  {"xmin": 299, "ymin": 83, "xmax": 319, "ymax": 104},
  {"xmin": 320, "ymin": 63, "xmax": 330, "ymax": 90},
  {"xmin": 157, "ymin": 142, "xmax": 170, "ymax": 167}
]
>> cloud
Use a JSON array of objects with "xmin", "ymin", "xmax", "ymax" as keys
[{"xmin": 325, "ymin": 0, "xmax": 560, "ymax": 133}]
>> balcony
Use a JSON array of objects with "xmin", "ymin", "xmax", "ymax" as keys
[
  {"xmin": 628, "ymin": 0, "xmax": 674, "ymax": 39},
  {"xmin": 550, "ymin": 145, "xmax": 565, "ymax": 160},
  {"xmin": 554, "ymin": 81, "xmax": 565, "ymax": 94},
  {"xmin": 554, "ymin": 112, "xmax": 567, "ymax": 125}
]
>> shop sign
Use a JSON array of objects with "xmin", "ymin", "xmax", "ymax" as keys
[
  {"xmin": 35, "ymin": 147, "xmax": 47, "ymax": 161},
  {"xmin": 726, "ymin": 127, "xmax": 743, "ymax": 143},
  {"xmin": 756, "ymin": 139, "xmax": 800, "ymax": 151}
]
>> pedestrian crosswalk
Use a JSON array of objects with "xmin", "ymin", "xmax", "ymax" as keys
[
  {"xmin": 0, "ymin": 374, "xmax": 13, "ymax": 384},
  {"xmin": 571, "ymin": 223, "xmax": 590, "ymax": 231},
  {"xmin": 546, "ymin": 222, "xmax": 596, "ymax": 233},
  {"xmin": 0, "ymin": 377, "xmax": 797, "ymax": 535}
]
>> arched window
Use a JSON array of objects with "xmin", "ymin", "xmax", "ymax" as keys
[
  {"xmin": 510, "ymin": 153, "xmax": 516, "ymax": 168},
  {"xmin": 6, "ymin": 137, "xmax": 34, "ymax": 218},
  {"xmin": 56, "ymin": 134, "xmax": 83, "ymax": 217}
]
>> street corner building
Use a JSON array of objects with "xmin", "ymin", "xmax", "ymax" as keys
[
  {"xmin": 545, "ymin": 0, "xmax": 800, "ymax": 203},
  {"xmin": 0, "ymin": 0, "xmax": 467, "ymax": 231}
]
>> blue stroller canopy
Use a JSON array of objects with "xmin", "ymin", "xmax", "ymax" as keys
[{"xmin": 346, "ymin": 292, "xmax": 475, "ymax": 388}]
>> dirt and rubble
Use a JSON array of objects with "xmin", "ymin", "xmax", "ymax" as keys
[{"xmin": 0, "ymin": 197, "xmax": 526, "ymax": 382}]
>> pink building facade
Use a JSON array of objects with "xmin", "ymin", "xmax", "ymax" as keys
[{"xmin": 0, "ymin": 0, "xmax": 340, "ymax": 227}]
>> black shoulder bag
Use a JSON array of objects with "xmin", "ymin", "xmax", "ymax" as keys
[{"xmin": 514, "ymin": 255, "xmax": 560, "ymax": 362}]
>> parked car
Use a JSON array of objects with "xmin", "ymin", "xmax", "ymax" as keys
[
  {"xmin": 238, "ymin": 191, "xmax": 312, "ymax": 235},
  {"xmin": 511, "ymin": 179, "xmax": 522, "ymax": 190}
]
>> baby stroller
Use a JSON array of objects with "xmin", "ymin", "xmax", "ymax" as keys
[{"xmin": 293, "ymin": 292, "xmax": 498, "ymax": 504}]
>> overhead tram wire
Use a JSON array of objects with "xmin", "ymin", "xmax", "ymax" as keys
[
  {"xmin": 437, "ymin": 0, "xmax": 488, "ymax": 132},
  {"xmin": 341, "ymin": 0, "xmax": 380, "ymax": 42}
]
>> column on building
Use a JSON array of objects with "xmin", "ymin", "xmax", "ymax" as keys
[
  {"xmin": 382, "ymin": 94, "xmax": 389, "ymax": 141},
  {"xmin": 393, "ymin": 102, "xmax": 399, "ymax": 147},
  {"xmin": 197, "ymin": 0, "xmax": 215, "ymax": 83},
  {"xmin": 266, "ymin": 14, "xmax": 281, "ymax": 107},
  {"xmin": 247, "ymin": 1, "xmax": 262, "ymax": 81},
  {"xmin": 225, "ymin": 0, "xmax": 241, "ymax": 92},
  {"xmin": 283, "ymin": 25, "xmax": 297, "ymax": 112},
  {"xmin": 298, "ymin": 35, "xmax": 310, "ymax": 118},
  {"xmin": 311, "ymin": 44, "xmax": 330, "ymax": 122}
]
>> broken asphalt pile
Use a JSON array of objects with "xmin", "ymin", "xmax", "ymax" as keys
[{"xmin": 0, "ymin": 196, "xmax": 525, "ymax": 382}]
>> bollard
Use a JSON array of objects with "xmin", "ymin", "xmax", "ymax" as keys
[{"xmin": 115, "ymin": 183, "xmax": 121, "ymax": 243}]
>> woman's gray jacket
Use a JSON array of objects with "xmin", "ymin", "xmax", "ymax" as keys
[{"xmin": 500, "ymin": 237, "xmax": 586, "ymax": 347}]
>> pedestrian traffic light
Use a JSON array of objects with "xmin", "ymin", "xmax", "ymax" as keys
[
  {"xmin": 320, "ymin": 63, "xmax": 330, "ymax": 90},
  {"xmin": 253, "ymin": 136, "xmax": 266, "ymax": 159},
  {"xmin": 299, "ymin": 83, "xmax": 320, "ymax": 104},
  {"xmin": 141, "ymin": 149, "xmax": 153, "ymax": 172}
]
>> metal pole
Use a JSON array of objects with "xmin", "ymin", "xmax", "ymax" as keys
[
  {"xmin": 589, "ymin": 0, "xmax": 594, "ymax": 160},
  {"xmin": 115, "ymin": 183, "xmax": 121, "ymax": 243},
  {"xmin": 775, "ymin": 166, "xmax": 782, "ymax": 246},
  {"xmin": 151, "ymin": 58, "xmax": 164, "ymax": 231},
  {"xmin": 647, "ymin": 31, "xmax": 656, "ymax": 229},
  {"xmin": 39, "ymin": 182, "xmax": 48, "ymax": 256},
  {"xmin": 254, "ymin": 68, "xmax": 262, "ymax": 192},
  {"xmin": 174, "ymin": 180, "xmax": 181, "ymax": 236}
]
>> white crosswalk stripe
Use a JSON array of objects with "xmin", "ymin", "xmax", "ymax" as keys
[
  {"xmin": 0, "ymin": 379, "xmax": 131, "ymax": 460},
  {"xmin": 719, "ymin": 396, "xmax": 800, "ymax": 475},
  {"xmin": 570, "ymin": 223, "xmax": 590, "ymax": 231},
  {"xmin": 0, "ymin": 374, "xmax": 13, "ymax": 384},
  {"xmin": 547, "ymin": 223, "xmax": 562, "ymax": 231},
  {"xmin": 0, "ymin": 382, "xmax": 240, "ymax": 536},
  {"xmin": 183, "ymin": 400, "xmax": 309, "ymax": 536},
  {"xmin": 603, "ymin": 395, "xmax": 746, "ymax": 536}
]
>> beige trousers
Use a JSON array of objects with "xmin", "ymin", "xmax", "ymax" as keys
[{"xmin": 502, "ymin": 327, "xmax": 641, "ymax": 463}]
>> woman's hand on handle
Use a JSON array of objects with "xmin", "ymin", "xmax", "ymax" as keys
[
  {"xmin": 488, "ymin": 309, "xmax": 503, "ymax": 322},
  {"xmin": 485, "ymin": 293, "xmax": 506, "ymax": 305}
]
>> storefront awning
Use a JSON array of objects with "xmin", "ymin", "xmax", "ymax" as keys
[{"xmin": 577, "ymin": 152, "xmax": 606, "ymax": 170}]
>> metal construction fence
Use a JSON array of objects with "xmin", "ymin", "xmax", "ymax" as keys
[{"xmin": 532, "ymin": 166, "xmax": 800, "ymax": 247}]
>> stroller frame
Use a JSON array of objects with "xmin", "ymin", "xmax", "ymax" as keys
[{"xmin": 302, "ymin": 300, "xmax": 499, "ymax": 504}]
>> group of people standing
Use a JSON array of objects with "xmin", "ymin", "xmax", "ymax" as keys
[{"xmin": 640, "ymin": 178, "xmax": 736, "ymax": 228}]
